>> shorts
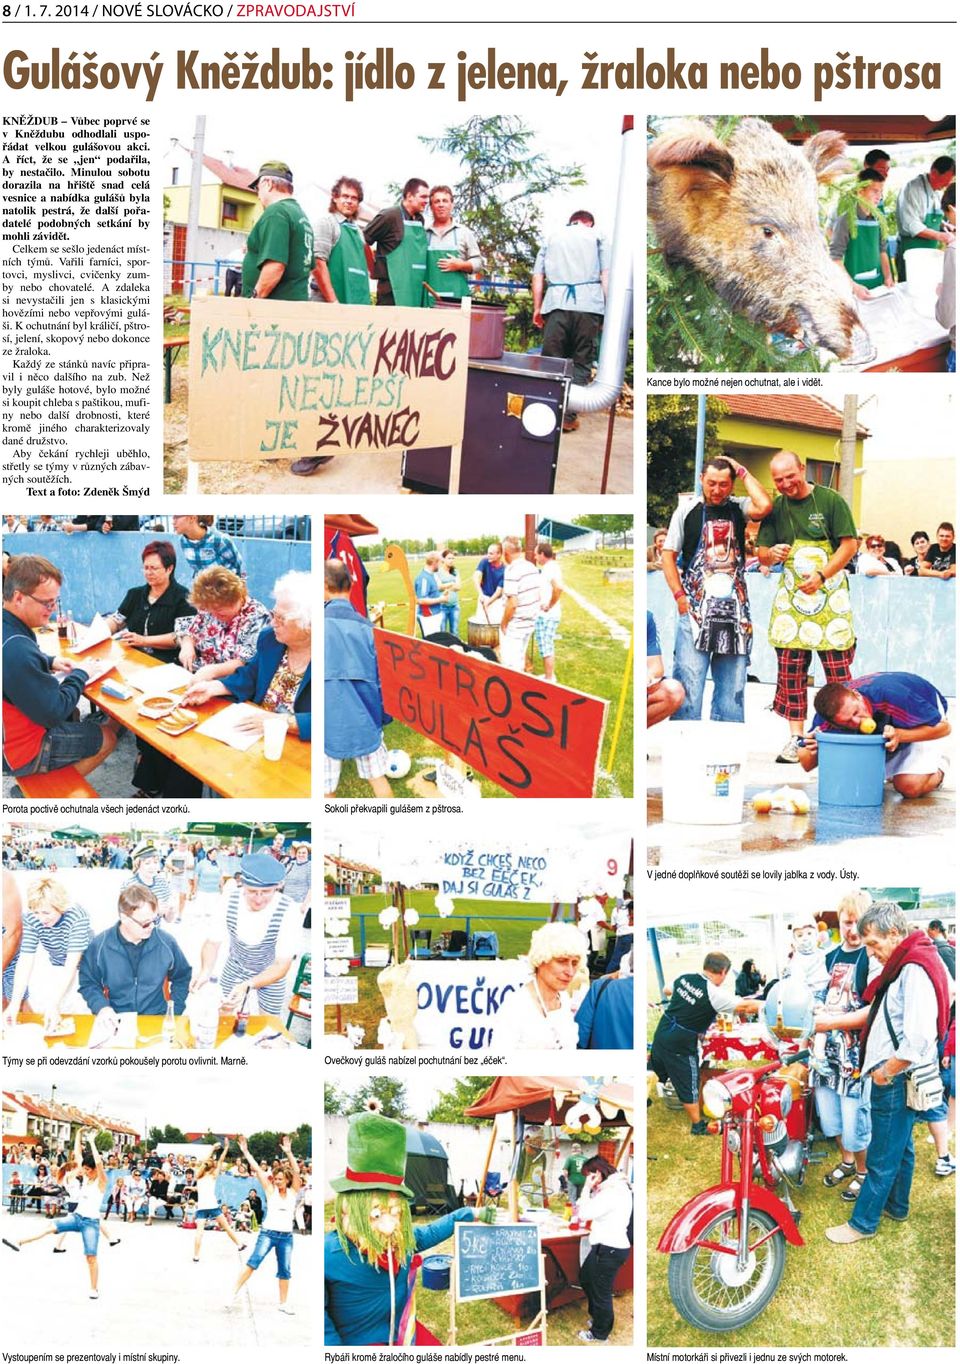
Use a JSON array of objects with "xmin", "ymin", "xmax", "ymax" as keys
[
  {"xmin": 324, "ymin": 742, "xmax": 389, "ymax": 792},
  {"xmin": 944, "ymin": 1051, "xmax": 956, "ymax": 1102},
  {"xmin": 6, "ymin": 717, "xmax": 104, "ymax": 777},
  {"xmin": 649, "ymin": 1023, "xmax": 700, "ymax": 1105},
  {"xmin": 500, "ymin": 626, "xmax": 535, "ymax": 672},
  {"xmin": 534, "ymin": 614, "xmax": 560, "ymax": 659},
  {"xmin": 195, "ymin": 1205, "xmax": 221, "ymax": 1220},
  {"xmin": 54, "ymin": 1212, "xmax": 100, "ymax": 1256},
  {"xmin": 814, "ymin": 1083, "xmax": 871, "ymax": 1152},
  {"xmin": 885, "ymin": 737, "xmax": 945, "ymax": 779},
  {"xmin": 246, "ymin": 1227, "xmax": 293, "ymax": 1279}
]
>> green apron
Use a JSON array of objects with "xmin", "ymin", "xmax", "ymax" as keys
[
  {"xmin": 768, "ymin": 537, "xmax": 856, "ymax": 653},
  {"xmin": 385, "ymin": 219, "xmax": 428, "ymax": 308},
  {"xmin": 901, "ymin": 209, "xmax": 945, "ymax": 254},
  {"xmin": 844, "ymin": 218, "xmax": 883, "ymax": 289},
  {"xmin": 327, "ymin": 220, "xmax": 370, "ymax": 304},
  {"xmin": 425, "ymin": 227, "xmax": 470, "ymax": 302}
]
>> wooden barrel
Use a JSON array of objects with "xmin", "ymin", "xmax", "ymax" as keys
[{"xmin": 467, "ymin": 619, "xmax": 501, "ymax": 650}]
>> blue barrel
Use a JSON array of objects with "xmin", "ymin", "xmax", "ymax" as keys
[
  {"xmin": 817, "ymin": 731, "xmax": 886, "ymax": 807},
  {"xmin": 421, "ymin": 1253, "xmax": 452, "ymax": 1290}
]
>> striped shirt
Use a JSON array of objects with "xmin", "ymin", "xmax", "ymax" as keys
[
  {"xmin": 20, "ymin": 903, "xmax": 91, "ymax": 966},
  {"xmin": 122, "ymin": 871, "xmax": 174, "ymax": 915},
  {"xmin": 502, "ymin": 556, "xmax": 542, "ymax": 626}
]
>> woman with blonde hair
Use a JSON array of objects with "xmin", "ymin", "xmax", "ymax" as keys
[
  {"xmin": 192, "ymin": 1141, "xmax": 246, "ymax": 1263},
  {"xmin": 2, "ymin": 874, "xmax": 90, "ymax": 1034},
  {"xmin": 493, "ymin": 921, "xmax": 587, "ymax": 1050},
  {"xmin": 183, "ymin": 572, "xmax": 312, "ymax": 741},
  {"xmin": 228, "ymin": 1134, "xmax": 300, "ymax": 1314},
  {"xmin": 176, "ymin": 566, "xmax": 272, "ymax": 681}
]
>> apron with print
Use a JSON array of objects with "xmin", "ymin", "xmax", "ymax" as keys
[
  {"xmin": 684, "ymin": 514, "xmax": 752, "ymax": 657},
  {"xmin": 385, "ymin": 219, "xmax": 428, "ymax": 308},
  {"xmin": 844, "ymin": 218, "xmax": 883, "ymax": 288},
  {"xmin": 768, "ymin": 537, "xmax": 856, "ymax": 653},
  {"xmin": 425, "ymin": 227, "xmax": 470, "ymax": 301},
  {"xmin": 327, "ymin": 221, "xmax": 371, "ymax": 304}
]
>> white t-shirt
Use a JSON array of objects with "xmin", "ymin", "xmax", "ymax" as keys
[
  {"xmin": 212, "ymin": 894, "xmax": 302, "ymax": 959},
  {"xmin": 75, "ymin": 1175, "xmax": 104, "ymax": 1219},
  {"xmin": 539, "ymin": 560, "xmax": 564, "ymax": 620},
  {"xmin": 196, "ymin": 1172, "xmax": 219, "ymax": 1207},
  {"xmin": 263, "ymin": 1186, "xmax": 296, "ymax": 1233}
]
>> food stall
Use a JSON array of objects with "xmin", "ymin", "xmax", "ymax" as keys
[{"xmin": 463, "ymin": 1077, "xmax": 634, "ymax": 1319}]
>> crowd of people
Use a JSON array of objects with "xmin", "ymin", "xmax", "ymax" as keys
[
  {"xmin": 2, "ymin": 841, "xmax": 311, "ymax": 1038},
  {"xmin": 646, "ymin": 450, "xmax": 953, "ymax": 799},
  {"xmin": 324, "ymin": 538, "xmax": 566, "ymax": 798},
  {"xmin": 1, "ymin": 518, "xmax": 312, "ymax": 794},
  {"xmin": 3, "ymin": 1131, "xmax": 310, "ymax": 1306},
  {"xmin": 214, "ymin": 162, "xmax": 610, "ymax": 476}
]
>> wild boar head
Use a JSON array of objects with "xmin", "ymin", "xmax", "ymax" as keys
[{"xmin": 648, "ymin": 117, "xmax": 875, "ymax": 363}]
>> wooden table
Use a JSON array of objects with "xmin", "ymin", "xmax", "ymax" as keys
[
  {"xmin": 39, "ymin": 628, "xmax": 310, "ymax": 798},
  {"xmin": 20, "ymin": 1011, "xmax": 296, "ymax": 1048},
  {"xmin": 495, "ymin": 1225, "xmax": 633, "ymax": 1317}
]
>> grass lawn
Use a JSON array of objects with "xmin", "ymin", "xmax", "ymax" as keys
[
  {"xmin": 646, "ymin": 1096, "xmax": 955, "ymax": 1347},
  {"xmin": 324, "ymin": 1197, "xmax": 633, "ymax": 1346},
  {"xmin": 323, "ymin": 892, "xmax": 566, "ymax": 1038},
  {"xmin": 331, "ymin": 551, "xmax": 633, "ymax": 799}
]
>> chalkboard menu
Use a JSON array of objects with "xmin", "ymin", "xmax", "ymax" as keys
[{"xmin": 454, "ymin": 1222, "xmax": 542, "ymax": 1302}]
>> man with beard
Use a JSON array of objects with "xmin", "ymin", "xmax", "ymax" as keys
[
  {"xmin": 324, "ymin": 1108, "xmax": 492, "ymax": 1344},
  {"xmin": 661, "ymin": 456, "xmax": 772, "ymax": 722},
  {"xmin": 311, "ymin": 176, "xmax": 373, "ymax": 306}
]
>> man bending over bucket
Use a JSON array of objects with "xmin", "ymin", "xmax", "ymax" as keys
[{"xmin": 797, "ymin": 671, "xmax": 951, "ymax": 799}]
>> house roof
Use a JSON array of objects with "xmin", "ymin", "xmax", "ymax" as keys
[
  {"xmin": 201, "ymin": 155, "xmax": 259, "ymax": 192},
  {"xmin": 715, "ymin": 394, "xmax": 870, "ymax": 440}
]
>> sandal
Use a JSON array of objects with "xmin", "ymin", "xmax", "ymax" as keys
[
  {"xmin": 823, "ymin": 1160, "xmax": 856, "ymax": 1187},
  {"xmin": 840, "ymin": 1175, "xmax": 865, "ymax": 1202}
]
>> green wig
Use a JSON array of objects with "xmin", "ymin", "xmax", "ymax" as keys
[{"xmin": 336, "ymin": 1189, "xmax": 416, "ymax": 1267}]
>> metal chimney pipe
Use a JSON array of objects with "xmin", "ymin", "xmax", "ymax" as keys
[{"xmin": 568, "ymin": 116, "xmax": 634, "ymax": 414}]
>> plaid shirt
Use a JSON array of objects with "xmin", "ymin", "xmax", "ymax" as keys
[{"xmin": 179, "ymin": 529, "xmax": 245, "ymax": 580}]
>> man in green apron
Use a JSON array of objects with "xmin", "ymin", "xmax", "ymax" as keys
[
  {"xmin": 532, "ymin": 211, "xmax": 609, "ymax": 432},
  {"xmin": 364, "ymin": 178, "xmax": 430, "ymax": 307},
  {"xmin": 242, "ymin": 161, "xmax": 315, "ymax": 302},
  {"xmin": 756, "ymin": 452, "xmax": 859, "ymax": 764},
  {"xmin": 895, "ymin": 154, "xmax": 955, "ymax": 282},
  {"xmin": 830, "ymin": 170, "xmax": 893, "ymax": 298},
  {"xmin": 311, "ymin": 175, "xmax": 373, "ymax": 305},
  {"xmin": 424, "ymin": 186, "xmax": 482, "ymax": 303}
]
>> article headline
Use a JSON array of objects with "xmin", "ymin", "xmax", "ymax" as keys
[{"xmin": 2, "ymin": 46, "xmax": 943, "ymax": 104}]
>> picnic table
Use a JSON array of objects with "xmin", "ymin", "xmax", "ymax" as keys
[
  {"xmin": 37, "ymin": 626, "xmax": 310, "ymax": 798},
  {"xmin": 16, "ymin": 1010, "xmax": 298, "ymax": 1049}
]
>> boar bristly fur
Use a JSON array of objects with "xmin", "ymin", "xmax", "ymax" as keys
[{"xmin": 648, "ymin": 117, "xmax": 874, "ymax": 362}]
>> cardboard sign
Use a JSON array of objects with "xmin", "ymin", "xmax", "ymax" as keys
[
  {"xmin": 409, "ymin": 960, "xmax": 528, "ymax": 1051},
  {"xmin": 374, "ymin": 630, "xmax": 609, "ymax": 799},
  {"xmin": 455, "ymin": 1222, "xmax": 543, "ymax": 1302},
  {"xmin": 188, "ymin": 297, "xmax": 469, "ymax": 462},
  {"xmin": 324, "ymin": 978, "xmax": 359, "ymax": 1004}
]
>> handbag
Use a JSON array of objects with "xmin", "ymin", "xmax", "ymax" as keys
[{"xmin": 882, "ymin": 994, "xmax": 944, "ymax": 1111}]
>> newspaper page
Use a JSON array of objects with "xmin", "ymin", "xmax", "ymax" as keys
[{"xmin": 0, "ymin": 4, "xmax": 957, "ymax": 1364}]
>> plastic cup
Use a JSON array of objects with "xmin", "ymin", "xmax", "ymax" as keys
[{"xmin": 262, "ymin": 712, "xmax": 288, "ymax": 761}]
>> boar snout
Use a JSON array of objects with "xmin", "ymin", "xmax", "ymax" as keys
[{"xmin": 790, "ymin": 299, "xmax": 874, "ymax": 364}]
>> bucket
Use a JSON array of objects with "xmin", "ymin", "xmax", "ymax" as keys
[
  {"xmin": 467, "ymin": 618, "xmax": 501, "ymax": 651},
  {"xmin": 902, "ymin": 247, "xmax": 942, "ymax": 314},
  {"xmin": 816, "ymin": 730, "xmax": 886, "ymax": 807},
  {"xmin": 433, "ymin": 299, "xmax": 507, "ymax": 358},
  {"xmin": 661, "ymin": 721, "xmax": 747, "ymax": 825},
  {"xmin": 421, "ymin": 1253, "xmax": 452, "ymax": 1290}
]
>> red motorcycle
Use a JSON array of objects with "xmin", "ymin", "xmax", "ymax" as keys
[{"xmin": 657, "ymin": 1050, "xmax": 814, "ymax": 1331}]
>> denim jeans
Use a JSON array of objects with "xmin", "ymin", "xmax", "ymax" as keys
[
  {"xmin": 247, "ymin": 1227, "xmax": 293, "ymax": 1278},
  {"xmin": 671, "ymin": 613, "xmax": 748, "ymax": 723},
  {"xmin": 850, "ymin": 1074, "xmax": 914, "ymax": 1233}
]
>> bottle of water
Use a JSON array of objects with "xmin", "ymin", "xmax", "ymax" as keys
[
  {"xmin": 161, "ymin": 999, "xmax": 176, "ymax": 1046},
  {"xmin": 191, "ymin": 978, "xmax": 220, "ymax": 1050}
]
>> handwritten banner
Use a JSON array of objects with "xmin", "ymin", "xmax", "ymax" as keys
[
  {"xmin": 187, "ymin": 297, "xmax": 469, "ymax": 462},
  {"xmin": 374, "ymin": 630, "xmax": 608, "ymax": 798},
  {"xmin": 378, "ymin": 834, "xmax": 631, "ymax": 901},
  {"xmin": 409, "ymin": 961, "xmax": 528, "ymax": 1051}
]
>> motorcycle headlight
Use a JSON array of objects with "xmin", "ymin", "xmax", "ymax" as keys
[
  {"xmin": 758, "ymin": 1080, "xmax": 793, "ymax": 1120},
  {"xmin": 702, "ymin": 1078, "xmax": 732, "ymax": 1120}
]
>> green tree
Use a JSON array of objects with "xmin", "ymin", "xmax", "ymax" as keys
[
  {"xmin": 94, "ymin": 1130, "xmax": 114, "ymax": 1154},
  {"xmin": 646, "ymin": 395, "xmax": 727, "ymax": 527},
  {"xmin": 426, "ymin": 1077, "xmax": 493, "ymax": 1127},
  {"xmin": 571, "ymin": 514, "xmax": 634, "ymax": 548},
  {"xmin": 325, "ymin": 1084, "xmax": 345, "ymax": 1116},
  {"xmin": 353, "ymin": 1077, "xmax": 411, "ymax": 1121}
]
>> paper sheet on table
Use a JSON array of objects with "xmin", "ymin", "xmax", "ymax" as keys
[
  {"xmin": 195, "ymin": 703, "xmax": 263, "ymax": 751},
  {"xmin": 68, "ymin": 613, "xmax": 112, "ymax": 653},
  {"xmin": 124, "ymin": 662, "xmax": 194, "ymax": 694}
]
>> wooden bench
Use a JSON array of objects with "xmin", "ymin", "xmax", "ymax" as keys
[{"xmin": 14, "ymin": 766, "xmax": 99, "ymax": 800}]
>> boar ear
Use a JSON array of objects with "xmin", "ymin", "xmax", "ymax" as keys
[
  {"xmin": 648, "ymin": 120, "xmax": 735, "ymax": 188},
  {"xmin": 803, "ymin": 130, "xmax": 854, "ymax": 183}
]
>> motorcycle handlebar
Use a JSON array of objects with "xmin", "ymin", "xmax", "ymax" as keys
[{"xmin": 749, "ymin": 1048, "xmax": 810, "ymax": 1081}]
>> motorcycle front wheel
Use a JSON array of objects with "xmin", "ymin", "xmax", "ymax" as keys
[{"xmin": 667, "ymin": 1208, "xmax": 786, "ymax": 1332}]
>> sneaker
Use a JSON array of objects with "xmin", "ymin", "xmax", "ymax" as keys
[
  {"xmin": 935, "ymin": 1154, "xmax": 956, "ymax": 1177},
  {"xmin": 776, "ymin": 736, "xmax": 802, "ymax": 764},
  {"xmin": 53, "ymin": 1247, "xmax": 67, "ymax": 1253},
  {"xmin": 578, "ymin": 1330, "xmax": 606, "ymax": 1343},
  {"xmin": 89, "ymin": 1290, "xmax": 99, "ymax": 1300},
  {"xmin": 108, "ymin": 1238, "xmax": 121, "ymax": 1247},
  {"xmin": 3, "ymin": 1239, "xmax": 20, "ymax": 1252},
  {"xmin": 278, "ymin": 1304, "xmax": 295, "ymax": 1315},
  {"xmin": 690, "ymin": 1119, "xmax": 709, "ymax": 1136}
]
